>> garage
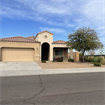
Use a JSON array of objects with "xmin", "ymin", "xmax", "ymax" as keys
[{"xmin": 2, "ymin": 48, "xmax": 34, "ymax": 62}]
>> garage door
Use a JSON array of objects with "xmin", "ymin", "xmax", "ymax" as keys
[{"xmin": 2, "ymin": 48, "xmax": 34, "ymax": 62}]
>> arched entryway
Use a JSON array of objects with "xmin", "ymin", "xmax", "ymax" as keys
[{"xmin": 41, "ymin": 42, "xmax": 50, "ymax": 61}]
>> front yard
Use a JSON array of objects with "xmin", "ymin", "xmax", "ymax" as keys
[{"xmin": 37, "ymin": 62, "xmax": 105, "ymax": 69}]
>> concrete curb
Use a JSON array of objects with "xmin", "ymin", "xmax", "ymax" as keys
[{"xmin": 0, "ymin": 68, "xmax": 105, "ymax": 77}]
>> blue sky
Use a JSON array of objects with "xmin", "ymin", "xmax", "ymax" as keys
[{"xmin": 0, "ymin": 0, "xmax": 105, "ymax": 53}]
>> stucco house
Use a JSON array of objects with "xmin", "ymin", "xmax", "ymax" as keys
[{"xmin": 0, "ymin": 30, "xmax": 73, "ymax": 62}]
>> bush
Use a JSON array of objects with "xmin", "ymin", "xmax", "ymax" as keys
[
  {"xmin": 56, "ymin": 58, "xmax": 63, "ymax": 62},
  {"xmin": 79, "ymin": 53, "xmax": 82, "ymax": 62},
  {"xmin": 41, "ymin": 60, "xmax": 46, "ymax": 63},
  {"xmin": 68, "ymin": 59, "xmax": 74, "ymax": 62},
  {"xmin": 101, "ymin": 59, "xmax": 105, "ymax": 65},
  {"xmin": 52, "ymin": 60, "xmax": 55, "ymax": 62},
  {"xmin": 86, "ymin": 57, "xmax": 103, "ymax": 63},
  {"xmin": 93, "ymin": 57, "xmax": 99, "ymax": 62},
  {"xmin": 86, "ymin": 58, "xmax": 94, "ymax": 62},
  {"xmin": 94, "ymin": 62, "xmax": 101, "ymax": 66}
]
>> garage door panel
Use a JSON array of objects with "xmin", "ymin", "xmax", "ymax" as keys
[{"xmin": 2, "ymin": 48, "xmax": 34, "ymax": 62}]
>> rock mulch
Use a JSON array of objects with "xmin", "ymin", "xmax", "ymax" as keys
[{"xmin": 37, "ymin": 62, "xmax": 105, "ymax": 69}]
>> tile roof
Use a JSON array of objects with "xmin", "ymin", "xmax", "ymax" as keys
[
  {"xmin": 26, "ymin": 36, "xmax": 36, "ymax": 40},
  {"xmin": 53, "ymin": 40, "xmax": 66, "ymax": 44},
  {"xmin": 0, "ymin": 36, "xmax": 40, "ymax": 43}
]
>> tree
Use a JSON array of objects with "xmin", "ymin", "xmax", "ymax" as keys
[{"xmin": 66, "ymin": 27, "xmax": 103, "ymax": 62}]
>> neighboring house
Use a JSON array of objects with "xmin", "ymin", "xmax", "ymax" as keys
[{"xmin": 0, "ymin": 30, "xmax": 73, "ymax": 62}]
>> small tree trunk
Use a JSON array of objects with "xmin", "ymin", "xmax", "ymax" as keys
[
  {"xmin": 82, "ymin": 53, "xmax": 84, "ymax": 62},
  {"xmin": 82, "ymin": 49, "xmax": 85, "ymax": 63}
]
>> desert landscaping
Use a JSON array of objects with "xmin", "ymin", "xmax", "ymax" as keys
[{"xmin": 37, "ymin": 62, "xmax": 105, "ymax": 69}]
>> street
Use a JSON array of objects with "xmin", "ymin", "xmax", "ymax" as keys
[{"xmin": 0, "ymin": 72, "xmax": 105, "ymax": 105}]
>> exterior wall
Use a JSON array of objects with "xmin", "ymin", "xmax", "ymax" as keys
[
  {"xmin": 35, "ymin": 32, "xmax": 53, "ymax": 61},
  {"xmin": 68, "ymin": 49, "xmax": 73, "ymax": 59},
  {"xmin": 53, "ymin": 44, "xmax": 68, "ymax": 61},
  {"xmin": 0, "ymin": 48, "xmax": 1, "ymax": 61},
  {"xmin": 73, "ymin": 52, "xmax": 79, "ymax": 61},
  {"xmin": 52, "ymin": 44, "xmax": 67, "ymax": 48},
  {"xmin": 0, "ymin": 41, "xmax": 40, "ymax": 61},
  {"xmin": 63, "ymin": 48, "xmax": 68, "ymax": 61},
  {"xmin": 53, "ymin": 48, "xmax": 68, "ymax": 61}
]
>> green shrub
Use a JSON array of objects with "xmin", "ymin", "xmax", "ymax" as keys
[
  {"xmin": 86, "ymin": 58, "xmax": 94, "ymax": 62},
  {"xmin": 98, "ymin": 58, "xmax": 103, "ymax": 63},
  {"xmin": 68, "ymin": 59, "xmax": 74, "ymax": 62},
  {"xmin": 79, "ymin": 53, "xmax": 82, "ymax": 61},
  {"xmin": 101, "ymin": 59, "xmax": 105, "ymax": 65},
  {"xmin": 86, "ymin": 57, "xmax": 103, "ymax": 63},
  {"xmin": 52, "ymin": 60, "xmax": 55, "ymax": 62},
  {"xmin": 94, "ymin": 62, "xmax": 101, "ymax": 66},
  {"xmin": 93, "ymin": 57, "xmax": 99, "ymax": 62},
  {"xmin": 56, "ymin": 58, "xmax": 63, "ymax": 62},
  {"xmin": 41, "ymin": 60, "xmax": 46, "ymax": 63}
]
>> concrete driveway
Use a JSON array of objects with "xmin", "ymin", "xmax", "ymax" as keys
[
  {"xmin": 0, "ymin": 62, "xmax": 105, "ymax": 77},
  {"xmin": 0, "ymin": 62, "xmax": 42, "ymax": 71}
]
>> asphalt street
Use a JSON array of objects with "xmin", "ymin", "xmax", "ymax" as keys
[{"xmin": 0, "ymin": 72, "xmax": 105, "ymax": 105}]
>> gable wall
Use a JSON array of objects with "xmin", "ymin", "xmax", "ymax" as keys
[{"xmin": 35, "ymin": 32, "xmax": 53, "ymax": 61}]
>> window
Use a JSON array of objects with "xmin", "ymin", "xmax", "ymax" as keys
[{"xmin": 55, "ymin": 50, "xmax": 62, "ymax": 55}]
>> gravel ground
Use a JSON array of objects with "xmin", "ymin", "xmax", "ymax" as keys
[{"xmin": 37, "ymin": 62, "xmax": 105, "ymax": 69}]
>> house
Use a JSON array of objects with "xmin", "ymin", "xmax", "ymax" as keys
[{"xmin": 0, "ymin": 30, "xmax": 73, "ymax": 62}]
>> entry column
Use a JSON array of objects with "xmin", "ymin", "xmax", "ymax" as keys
[{"xmin": 50, "ymin": 46, "xmax": 53, "ymax": 61}]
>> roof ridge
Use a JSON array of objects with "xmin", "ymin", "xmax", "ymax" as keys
[
  {"xmin": 0, "ymin": 36, "xmax": 40, "ymax": 43},
  {"xmin": 37, "ymin": 30, "xmax": 54, "ymax": 35},
  {"xmin": 0, "ymin": 36, "xmax": 23, "ymax": 39},
  {"xmin": 26, "ymin": 36, "xmax": 36, "ymax": 41}
]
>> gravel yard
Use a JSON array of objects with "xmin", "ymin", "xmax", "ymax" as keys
[{"xmin": 37, "ymin": 62, "xmax": 105, "ymax": 69}]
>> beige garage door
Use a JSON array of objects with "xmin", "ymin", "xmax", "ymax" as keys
[{"xmin": 2, "ymin": 48, "xmax": 34, "ymax": 62}]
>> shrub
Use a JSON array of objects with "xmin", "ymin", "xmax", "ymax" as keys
[
  {"xmin": 68, "ymin": 59, "xmax": 74, "ymax": 62},
  {"xmin": 101, "ymin": 59, "xmax": 105, "ymax": 65},
  {"xmin": 86, "ymin": 58, "xmax": 94, "ymax": 62},
  {"xmin": 94, "ymin": 62, "xmax": 101, "ymax": 66},
  {"xmin": 56, "ymin": 58, "xmax": 63, "ymax": 62},
  {"xmin": 93, "ymin": 57, "xmax": 99, "ymax": 62},
  {"xmin": 79, "ymin": 53, "xmax": 82, "ymax": 62},
  {"xmin": 41, "ymin": 60, "xmax": 46, "ymax": 63},
  {"xmin": 52, "ymin": 60, "xmax": 55, "ymax": 62},
  {"xmin": 98, "ymin": 58, "xmax": 103, "ymax": 63},
  {"xmin": 86, "ymin": 57, "xmax": 103, "ymax": 63}
]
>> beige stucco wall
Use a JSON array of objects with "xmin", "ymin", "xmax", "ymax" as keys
[
  {"xmin": 0, "ymin": 41, "xmax": 40, "ymax": 61},
  {"xmin": 35, "ymin": 32, "xmax": 53, "ymax": 61},
  {"xmin": 52, "ymin": 44, "xmax": 68, "ymax": 48},
  {"xmin": 73, "ymin": 52, "xmax": 79, "ymax": 61}
]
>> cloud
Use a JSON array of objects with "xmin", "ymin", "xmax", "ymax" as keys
[
  {"xmin": 40, "ymin": 27, "xmax": 66, "ymax": 34},
  {"xmin": 0, "ymin": 0, "xmax": 105, "ymax": 40}
]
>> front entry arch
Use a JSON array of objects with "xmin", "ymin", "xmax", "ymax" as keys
[{"xmin": 41, "ymin": 43, "xmax": 50, "ymax": 61}]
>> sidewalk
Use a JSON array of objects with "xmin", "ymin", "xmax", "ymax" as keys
[{"xmin": 0, "ymin": 68, "xmax": 105, "ymax": 77}]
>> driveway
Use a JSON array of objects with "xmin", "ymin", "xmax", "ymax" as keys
[
  {"xmin": 0, "ymin": 62, "xmax": 42, "ymax": 71},
  {"xmin": 0, "ymin": 62, "xmax": 105, "ymax": 77}
]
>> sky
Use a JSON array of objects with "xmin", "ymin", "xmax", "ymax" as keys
[{"xmin": 0, "ymin": 0, "xmax": 105, "ymax": 54}]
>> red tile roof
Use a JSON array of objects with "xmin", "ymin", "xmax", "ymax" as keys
[
  {"xmin": 26, "ymin": 36, "xmax": 36, "ymax": 40},
  {"xmin": 0, "ymin": 36, "xmax": 40, "ymax": 43},
  {"xmin": 53, "ymin": 40, "xmax": 66, "ymax": 44}
]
